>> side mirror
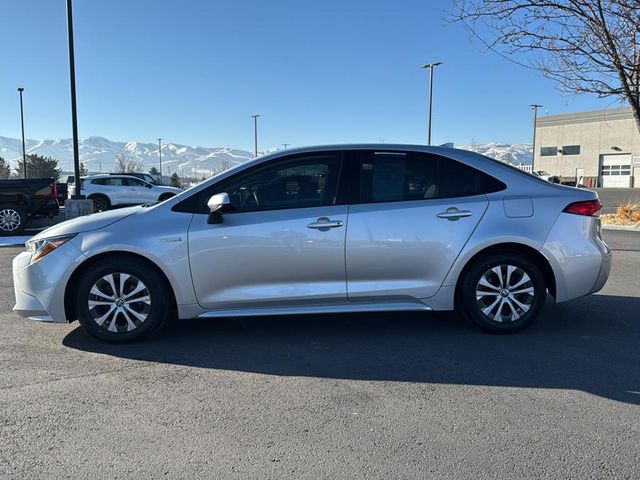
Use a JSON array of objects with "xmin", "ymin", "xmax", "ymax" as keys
[{"xmin": 207, "ymin": 192, "xmax": 231, "ymax": 224}]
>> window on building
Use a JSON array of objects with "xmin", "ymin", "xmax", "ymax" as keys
[
  {"xmin": 562, "ymin": 145, "xmax": 580, "ymax": 155},
  {"xmin": 540, "ymin": 147, "xmax": 557, "ymax": 156}
]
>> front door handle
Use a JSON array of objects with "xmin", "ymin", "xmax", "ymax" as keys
[
  {"xmin": 436, "ymin": 208, "xmax": 472, "ymax": 220},
  {"xmin": 307, "ymin": 217, "xmax": 344, "ymax": 230}
]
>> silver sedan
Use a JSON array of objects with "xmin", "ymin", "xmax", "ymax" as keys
[{"xmin": 12, "ymin": 145, "xmax": 611, "ymax": 342}]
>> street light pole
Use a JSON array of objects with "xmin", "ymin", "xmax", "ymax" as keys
[
  {"xmin": 252, "ymin": 114, "xmax": 260, "ymax": 158},
  {"xmin": 421, "ymin": 62, "xmax": 442, "ymax": 146},
  {"xmin": 66, "ymin": 0, "xmax": 83, "ymax": 198},
  {"xmin": 158, "ymin": 138, "xmax": 163, "ymax": 182},
  {"xmin": 530, "ymin": 104, "xmax": 543, "ymax": 173},
  {"xmin": 17, "ymin": 88, "xmax": 27, "ymax": 179}
]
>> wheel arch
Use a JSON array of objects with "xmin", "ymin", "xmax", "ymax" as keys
[
  {"xmin": 158, "ymin": 192, "xmax": 176, "ymax": 202},
  {"xmin": 86, "ymin": 193, "xmax": 109, "ymax": 199},
  {"xmin": 453, "ymin": 242, "xmax": 557, "ymax": 308},
  {"xmin": 64, "ymin": 251, "xmax": 177, "ymax": 322}
]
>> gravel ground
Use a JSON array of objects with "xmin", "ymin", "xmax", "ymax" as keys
[{"xmin": 1, "ymin": 230, "xmax": 639, "ymax": 479}]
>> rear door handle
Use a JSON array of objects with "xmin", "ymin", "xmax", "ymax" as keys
[
  {"xmin": 307, "ymin": 217, "xmax": 344, "ymax": 229},
  {"xmin": 437, "ymin": 208, "xmax": 472, "ymax": 220}
]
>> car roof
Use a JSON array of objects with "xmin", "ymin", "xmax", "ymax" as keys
[{"xmin": 83, "ymin": 174, "xmax": 148, "ymax": 180}]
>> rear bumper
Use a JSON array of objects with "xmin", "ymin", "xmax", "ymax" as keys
[
  {"xmin": 541, "ymin": 213, "xmax": 611, "ymax": 302},
  {"xmin": 589, "ymin": 248, "xmax": 612, "ymax": 294}
]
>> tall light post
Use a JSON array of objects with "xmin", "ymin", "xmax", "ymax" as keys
[
  {"xmin": 66, "ymin": 0, "xmax": 83, "ymax": 198},
  {"xmin": 158, "ymin": 138, "xmax": 163, "ymax": 182},
  {"xmin": 251, "ymin": 114, "xmax": 260, "ymax": 158},
  {"xmin": 530, "ymin": 104, "xmax": 543, "ymax": 172},
  {"xmin": 17, "ymin": 88, "xmax": 27, "ymax": 178},
  {"xmin": 421, "ymin": 62, "xmax": 442, "ymax": 146}
]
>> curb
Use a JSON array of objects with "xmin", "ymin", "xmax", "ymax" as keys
[{"xmin": 602, "ymin": 224, "xmax": 640, "ymax": 232}]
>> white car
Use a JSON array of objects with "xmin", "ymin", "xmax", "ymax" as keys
[
  {"xmin": 533, "ymin": 170, "xmax": 552, "ymax": 182},
  {"xmin": 68, "ymin": 174, "xmax": 181, "ymax": 211}
]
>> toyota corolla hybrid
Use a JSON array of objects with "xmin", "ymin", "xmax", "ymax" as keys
[{"xmin": 12, "ymin": 145, "xmax": 611, "ymax": 342}]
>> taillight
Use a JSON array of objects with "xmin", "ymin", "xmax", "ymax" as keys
[
  {"xmin": 563, "ymin": 199, "xmax": 602, "ymax": 216},
  {"xmin": 50, "ymin": 181, "xmax": 58, "ymax": 198}
]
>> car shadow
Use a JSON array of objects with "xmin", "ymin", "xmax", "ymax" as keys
[{"xmin": 63, "ymin": 294, "xmax": 640, "ymax": 404}]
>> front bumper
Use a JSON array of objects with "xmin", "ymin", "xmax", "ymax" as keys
[{"xmin": 12, "ymin": 239, "xmax": 85, "ymax": 323}]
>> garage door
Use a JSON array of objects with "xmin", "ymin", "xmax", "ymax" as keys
[{"xmin": 600, "ymin": 154, "xmax": 631, "ymax": 188}]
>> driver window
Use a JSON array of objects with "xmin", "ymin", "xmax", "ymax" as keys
[{"xmin": 216, "ymin": 154, "xmax": 341, "ymax": 213}]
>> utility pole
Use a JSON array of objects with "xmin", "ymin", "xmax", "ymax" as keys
[
  {"xmin": 421, "ymin": 62, "xmax": 442, "ymax": 146},
  {"xmin": 66, "ymin": 0, "xmax": 83, "ymax": 198},
  {"xmin": 530, "ymin": 104, "xmax": 543, "ymax": 172},
  {"xmin": 282, "ymin": 143, "xmax": 290, "ymax": 149},
  {"xmin": 158, "ymin": 138, "xmax": 163, "ymax": 182},
  {"xmin": 17, "ymin": 88, "xmax": 27, "ymax": 178},
  {"xmin": 251, "ymin": 114, "xmax": 260, "ymax": 157}
]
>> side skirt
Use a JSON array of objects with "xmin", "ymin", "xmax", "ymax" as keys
[{"xmin": 196, "ymin": 301, "xmax": 432, "ymax": 319}]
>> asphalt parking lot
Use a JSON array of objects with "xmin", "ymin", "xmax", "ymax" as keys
[{"xmin": 1, "ymin": 230, "xmax": 639, "ymax": 479}]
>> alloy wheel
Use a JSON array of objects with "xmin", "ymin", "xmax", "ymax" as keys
[
  {"xmin": 475, "ymin": 265, "xmax": 535, "ymax": 323},
  {"xmin": 0, "ymin": 208, "xmax": 21, "ymax": 232},
  {"xmin": 87, "ymin": 273, "xmax": 151, "ymax": 333}
]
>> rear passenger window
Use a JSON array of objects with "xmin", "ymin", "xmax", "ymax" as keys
[{"xmin": 360, "ymin": 151, "xmax": 504, "ymax": 203}]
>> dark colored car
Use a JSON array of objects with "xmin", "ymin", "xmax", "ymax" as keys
[{"xmin": 0, "ymin": 178, "xmax": 59, "ymax": 235}]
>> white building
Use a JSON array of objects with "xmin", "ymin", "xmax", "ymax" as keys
[{"xmin": 535, "ymin": 107, "xmax": 640, "ymax": 188}]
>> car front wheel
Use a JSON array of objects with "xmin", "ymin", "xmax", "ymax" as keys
[
  {"xmin": 457, "ymin": 251, "xmax": 546, "ymax": 333},
  {"xmin": 74, "ymin": 256, "xmax": 171, "ymax": 342}
]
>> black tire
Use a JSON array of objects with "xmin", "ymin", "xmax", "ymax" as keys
[
  {"xmin": 0, "ymin": 203, "xmax": 28, "ymax": 236},
  {"xmin": 457, "ymin": 251, "xmax": 546, "ymax": 333},
  {"xmin": 158, "ymin": 192, "xmax": 176, "ymax": 202},
  {"xmin": 75, "ymin": 256, "xmax": 171, "ymax": 343},
  {"xmin": 90, "ymin": 195, "xmax": 111, "ymax": 212}
]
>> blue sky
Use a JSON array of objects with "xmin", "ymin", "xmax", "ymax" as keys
[{"xmin": 0, "ymin": 0, "xmax": 623, "ymax": 151}]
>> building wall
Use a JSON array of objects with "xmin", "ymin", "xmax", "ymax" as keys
[{"xmin": 534, "ymin": 107, "xmax": 640, "ymax": 187}]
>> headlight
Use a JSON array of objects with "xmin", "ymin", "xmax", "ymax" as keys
[{"xmin": 25, "ymin": 234, "xmax": 77, "ymax": 264}]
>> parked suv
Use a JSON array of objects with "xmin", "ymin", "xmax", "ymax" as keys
[
  {"xmin": 68, "ymin": 174, "xmax": 181, "ymax": 211},
  {"xmin": 13, "ymin": 145, "xmax": 610, "ymax": 342}
]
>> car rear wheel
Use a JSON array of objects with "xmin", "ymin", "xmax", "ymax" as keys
[
  {"xmin": 75, "ymin": 257, "xmax": 171, "ymax": 342},
  {"xmin": 90, "ymin": 195, "xmax": 110, "ymax": 212},
  {"xmin": 0, "ymin": 204, "xmax": 27, "ymax": 236},
  {"xmin": 457, "ymin": 252, "xmax": 546, "ymax": 333}
]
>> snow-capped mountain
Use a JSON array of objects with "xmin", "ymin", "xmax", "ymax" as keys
[
  {"xmin": 458, "ymin": 142, "xmax": 532, "ymax": 165},
  {"xmin": 0, "ymin": 136, "xmax": 533, "ymax": 177},
  {"xmin": 0, "ymin": 136, "xmax": 255, "ymax": 178}
]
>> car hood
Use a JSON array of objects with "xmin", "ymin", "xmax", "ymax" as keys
[{"xmin": 30, "ymin": 206, "xmax": 142, "ymax": 240}]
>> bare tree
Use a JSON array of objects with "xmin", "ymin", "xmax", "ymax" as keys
[
  {"xmin": 452, "ymin": 0, "xmax": 640, "ymax": 132},
  {"xmin": 114, "ymin": 154, "xmax": 143, "ymax": 173}
]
